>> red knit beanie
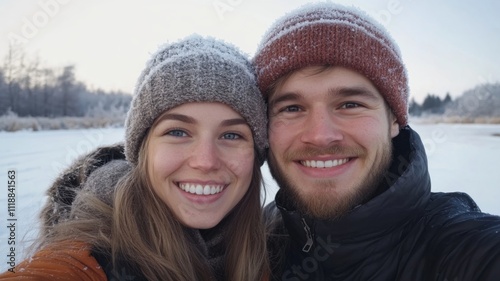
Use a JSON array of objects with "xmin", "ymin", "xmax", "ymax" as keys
[{"xmin": 253, "ymin": 2, "xmax": 409, "ymax": 127}]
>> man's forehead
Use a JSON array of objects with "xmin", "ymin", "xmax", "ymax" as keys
[{"xmin": 268, "ymin": 66, "xmax": 383, "ymax": 104}]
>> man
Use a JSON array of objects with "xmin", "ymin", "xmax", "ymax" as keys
[{"xmin": 253, "ymin": 3, "xmax": 500, "ymax": 280}]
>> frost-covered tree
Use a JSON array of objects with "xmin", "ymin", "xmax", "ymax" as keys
[
  {"xmin": 445, "ymin": 83, "xmax": 500, "ymax": 117},
  {"xmin": 0, "ymin": 68, "xmax": 6, "ymax": 114},
  {"xmin": 56, "ymin": 65, "xmax": 79, "ymax": 116},
  {"xmin": 408, "ymin": 98, "xmax": 422, "ymax": 116},
  {"xmin": 2, "ymin": 43, "xmax": 25, "ymax": 114},
  {"xmin": 421, "ymin": 94, "xmax": 444, "ymax": 114},
  {"xmin": 443, "ymin": 92, "xmax": 452, "ymax": 104},
  {"xmin": 40, "ymin": 68, "xmax": 56, "ymax": 117},
  {"xmin": 0, "ymin": 50, "xmax": 132, "ymax": 119}
]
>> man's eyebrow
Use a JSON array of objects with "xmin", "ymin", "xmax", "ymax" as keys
[
  {"xmin": 269, "ymin": 92, "xmax": 302, "ymax": 108},
  {"xmin": 331, "ymin": 86, "xmax": 380, "ymax": 101}
]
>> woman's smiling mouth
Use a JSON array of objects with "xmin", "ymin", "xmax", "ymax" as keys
[{"xmin": 178, "ymin": 182, "xmax": 226, "ymax": 195}]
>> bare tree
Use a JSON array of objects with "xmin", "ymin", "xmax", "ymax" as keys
[
  {"xmin": 0, "ymin": 68, "xmax": 6, "ymax": 114},
  {"xmin": 40, "ymin": 68, "xmax": 55, "ymax": 116},
  {"xmin": 0, "ymin": 48, "xmax": 131, "ymax": 119},
  {"xmin": 20, "ymin": 55, "xmax": 41, "ymax": 115},
  {"xmin": 3, "ymin": 43, "xmax": 25, "ymax": 113},
  {"xmin": 56, "ymin": 65, "xmax": 77, "ymax": 116}
]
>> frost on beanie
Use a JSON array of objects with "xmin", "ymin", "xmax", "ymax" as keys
[
  {"xmin": 125, "ymin": 35, "xmax": 268, "ymax": 165},
  {"xmin": 253, "ymin": 2, "xmax": 409, "ymax": 127}
]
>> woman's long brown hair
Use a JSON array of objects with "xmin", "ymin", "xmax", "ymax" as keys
[{"xmin": 37, "ymin": 129, "xmax": 269, "ymax": 281}]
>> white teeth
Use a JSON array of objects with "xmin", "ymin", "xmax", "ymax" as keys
[
  {"xmin": 179, "ymin": 183, "xmax": 224, "ymax": 195},
  {"xmin": 203, "ymin": 185, "xmax": 210, "ymax": 195},
  {"xmin": 301, "ymin": 158, "xmax": 348, "ymax": 168},
  {"xmin": 195, "ymin": 184, "xmax": 203, "ymax": 195}
]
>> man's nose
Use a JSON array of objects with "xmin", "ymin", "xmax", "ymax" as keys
[{"xmin": 300, "ymin": 108, "xmax": 343, "ymax": 147}]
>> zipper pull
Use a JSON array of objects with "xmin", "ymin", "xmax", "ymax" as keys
[{"xmin": 301, "ymin": 217, "xmax": 313, "ymax": 252}]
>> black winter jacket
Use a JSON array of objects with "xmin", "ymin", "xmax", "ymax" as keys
[{"xmin": 265, "ymin": 127, "xmax": 500, "ymax": 281}]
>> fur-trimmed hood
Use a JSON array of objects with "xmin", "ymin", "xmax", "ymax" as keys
[{"xmin": 40, "ymin": 143, "xmax": 128, "ymax": 234}]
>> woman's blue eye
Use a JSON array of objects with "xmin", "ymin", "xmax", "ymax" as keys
[
  {"xmin": 283, "ymin": 105, "xmax": 300, "ymax": 112},
  {"xmin": 167, "ymin": 130, "xmax": 188, "ymax": 137}
]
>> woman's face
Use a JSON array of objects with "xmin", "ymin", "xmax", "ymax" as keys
[{"xmin": 146, "ymin": 102, "xmax": 255, "ymax": 229}]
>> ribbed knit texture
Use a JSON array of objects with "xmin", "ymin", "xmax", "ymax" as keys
[
  {"xmin": 126, "ymin": 35, "xmax": 268, "ymax": 165},
  {"xmin": 253, "ymin": 2, "xmax": 409, "ymax": 127}
]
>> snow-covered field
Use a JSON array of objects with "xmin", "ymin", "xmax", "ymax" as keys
[{"xmin": 1, "ymin": 123, "xmax": 500, "ymax": 271}]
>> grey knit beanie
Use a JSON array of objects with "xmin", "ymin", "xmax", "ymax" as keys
[{"xmin": 125, "ymin": 35, "xmax": 268, "ymax": 165}]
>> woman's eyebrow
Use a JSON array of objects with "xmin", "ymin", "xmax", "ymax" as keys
[
  {"xmin": 220, "ymin": 118, "xmax": 247, "ymax": 127},
  {"xmin": 157, "ymin": 113, "xmax": 196, "ymax": 124}
]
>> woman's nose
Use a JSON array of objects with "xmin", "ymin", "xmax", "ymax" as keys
[{"xmin": 188, "ymin": 141, "xmax": 222, "ymax": 171}]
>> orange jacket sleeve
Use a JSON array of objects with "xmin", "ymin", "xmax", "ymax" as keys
[{"xmin": 0, "ymin": 242, "xmax": 107, "ymax": 281}]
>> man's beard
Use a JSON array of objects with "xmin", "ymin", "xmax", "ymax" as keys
[{"xmin": 268, "ymin": 142, "xmax": 393, "ymax": 221}]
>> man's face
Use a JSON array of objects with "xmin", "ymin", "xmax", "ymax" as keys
[{"xmin": 267, "ymin": 66, "xmax": 400, "ymax": 220}]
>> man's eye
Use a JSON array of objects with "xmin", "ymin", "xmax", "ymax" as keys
[
  {"xmin": 222, "ymin": 133, "xmax": 241, "ymax": 140},
  {"xmin": 341, "ymin": 102, "xmax": 360, "ymax": 109},
  {"xmin": 166, "ymin": 129, "xmax": 188, "ymax": 137}
]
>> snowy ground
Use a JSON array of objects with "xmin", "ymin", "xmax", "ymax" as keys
[{"xmin": 1, "ymin": 123, "xmax": 500, "ymax": 271}]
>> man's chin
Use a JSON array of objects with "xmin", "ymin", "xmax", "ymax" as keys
[
  {"xmin": 276, "ymin": 176, "xmax": 380, "ymax": 220},
  {"xmin": 288, "ymin": 188, "xmax": 362, "ymax": 220}
]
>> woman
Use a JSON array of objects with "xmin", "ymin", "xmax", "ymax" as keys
[{"xmin": 0, "ymin": 35, "xmax": 269, "ymax": 281}]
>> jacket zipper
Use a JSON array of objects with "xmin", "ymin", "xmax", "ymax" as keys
[{"xmin": 301, "ymin": 217, "xmax": 313, "ymax": 252}]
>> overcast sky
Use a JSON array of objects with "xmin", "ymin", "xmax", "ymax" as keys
[{"xmin": 1, "ymin": 0, "xmax": 499, "ymax": 102}]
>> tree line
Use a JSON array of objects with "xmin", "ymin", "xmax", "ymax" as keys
[
  {"xmin": 410, "ymin": 83, "xmax": 500, "ymax": 119},
  {"xmin": 0, "ymin": 44, "xmax": 131, "ymax": 118},
  {"xmin": 409, "ymin": 93, "xmax": 452, "ymax": 116},
  {"xmin": 1, "ymin": 44, "xmax": 498, "ymax": 122}
]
